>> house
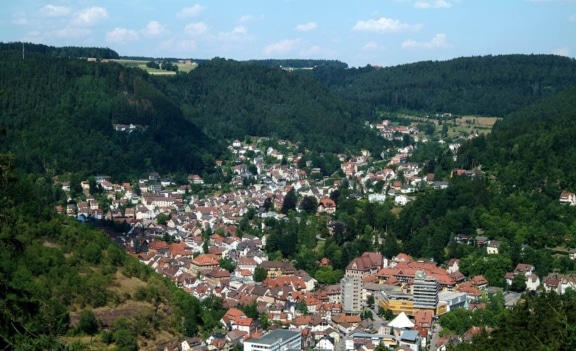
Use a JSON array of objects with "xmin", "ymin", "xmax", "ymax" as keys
[
  {"xmin": 258, "ymin": 261, "xmax": 296, "ymax": 278},
  {"xmin": 190, "ymin": 254, "xmax": 220, "ymax": 274},
  {"xmin": 318, "ymin": 198, "xmax": 337, "ymax": 214},
  {"xmin": 486, "ymin": 240, "xmax": 501, "ymax": 255},
  {"xmin": 244, "ymin": 330, "xmax": 301, "ymax": 351},
  {"xmin": 399, "ymin": 330, "xmax": 421, "ymax": 351},
  {"xmin": 394, "ymin": 194, "xmax": 409, "ymax": 206},
  {"xmin": 446, "ymin": 259, "xmax": 460, "ymax": 274},
  {"xmin": 345, "ymin": 252, "xmax": 384, "ymax": 277},
  {"xmin": 470, "ymin": 275, "xmax": 489, "ymax": 290},
  {"xmin": 314, "ymin": 335, "xmax": 335, "ymax": 351},
  {"xmin": 505, "ymin": 263, "xmax": 539, "ymax": 291},
  {"xmin": 560, "ymin": 192, "xmax": 576, "ymax": 206}
]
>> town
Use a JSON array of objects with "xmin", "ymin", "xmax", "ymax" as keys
[{"xmin": 55, "ymin": 119, "xmax": 576, "ymax": 351}]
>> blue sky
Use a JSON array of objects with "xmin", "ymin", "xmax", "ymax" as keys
[{"xmin": 2, "ymin": 0, "xmax": 575, "ymax": 67}]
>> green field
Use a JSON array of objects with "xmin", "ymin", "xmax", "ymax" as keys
[{"xmin": 112, "ymin": 59, "xmax": 197, "ymax": 75}]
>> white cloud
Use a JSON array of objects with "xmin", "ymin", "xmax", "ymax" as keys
[
  {"xmin": 159, "ymin": 39, "xmax": 197, "ymax": 52},
  {"xmin": 552, "ymin": 47, "xmax": 570, "ymax": 56},
  {"xmin": 71, "ymin": 7, "xmax": 108, "ymax": 26},
  {"xmin": 53, "ymin": 27, "xmax": 91, "ymax": 39},
  {"xmin": 300, "ymin": 45, "xmax": 337, "ymax": 58},
  {"xmin": 176, "ymin": 5, "xmax": 204, "ymax": 19},
  {"xmin": 142, "ymin": 21, "xmax": 167, "ymax": 37},
  {"xmin": 239, "ymin": 15, "xmax": 254, "ymax": 23},
  {"xmin": 295, "ymin": 22, "xmax": 318, "ymax": 32},
  {"xmin": 264, "ymin": 39, "xmax": 301, "ymax": 55},
  {"xmin": 12, "ymin": 18, "xmax": 29, "ymax": 25},
  {"xmin": 106, "ymin": 27, "xmax": 139, "ymax": 43},
  {"xmin": 184, "ymin": 22, "xmax": 209, "ymax": 37},
  {"xmin": 414, "ymin": 0, "xmax": 453, "ymax": 8},
  {"xmin": 215, "ymin": 26, "xmax": 250, "ymax": 42},
  {"xmin": 352, "ymin": 17, "xmax": 423, "ymax": 32},
  {"xmin": 363, "ymin": 41, "xmax": 382, "ymax": 50},
  {"xmin": 40, "ymin": 5, "xmax": 71, "ymax": 17},
  {"xmin": 525, "ymin": 0, "xmax": 576, "ymax": 2},
  {"xmin": 402, "ymin": 33, "xmax": 452, "ymax": 49}
]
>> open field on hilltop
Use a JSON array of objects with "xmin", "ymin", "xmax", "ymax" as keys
[
  {"xmin": 112, "ymin": 59, "xmax": 197, "ymax": 75},
  {"xmin": 455, "ymin": 116, "xmax": 501, "ymax": 128},
  {"xmin": 399, "ymin": 114, "xmax": 501, "ymax": 127},
  {"xmin": 397, "ymin": 114, "xmax": 501, "ymax": 138}
]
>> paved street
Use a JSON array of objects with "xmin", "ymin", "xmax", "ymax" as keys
[{"xmin": 429, "ymin": 322, "xmax": 442, "ymax": 351}]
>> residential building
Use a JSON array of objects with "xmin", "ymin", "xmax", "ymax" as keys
[
  {"xmin": 412, "ymin": 271, "xmax": 439, "ymax": 313},
  {"xmin": 345, "ymin": 252, "xmax": 383, "ymax": 277},
  {"xmin": 341, "ymin": 276, "xmax": 363, "ymax": 315},
  {"xmin": 243, "ymin": 330, "xmax": 301, "ymax": 351}
]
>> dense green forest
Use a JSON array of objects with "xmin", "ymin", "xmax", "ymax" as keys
[
  {"xmin": 458, "ymin": 87, "xmax": 576, "ymax": 192},
  {"xmin": 164, "ymin": 57, "xmax": 384, "ymax": 153},
  {"xmin": 245, "ymin": 59, "xmax": 348, "ymax": 69},
  {"xmin": 255, "ymin": 90, "xmax": 576, "ymax": 291},
  {"xmin": 0, "ymin": 119, "xmax": 218, "ymax": 349},
  {"xmin": 300, "ymin": 54, "xmax": 576, "ymax": 116},
  {"xmin": 0, "ymin": 42, "xmax": 119, "ymax": 59},
  {"xmin": 0, "ymin": 49, "xmax": 221, "ymax": 181},
  {"xmin": 3, "ymin": 43, "xmax": 576, "ymax": 181},
  {"xmin": 3, "ymin": 43, "xmax": 576, "ymax": 350},
  {"xmin": 449, "ymin": 291, "xmax": 576, "ymax": 351}
]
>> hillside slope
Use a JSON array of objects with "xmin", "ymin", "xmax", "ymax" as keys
[
  {"xmin": 0, "ymin": 149, "xmax": 206, "ymax": 350},
  {"xmin": 0, "ymin": 49, "xmax": 221, "ymax": 180},
  {"xmin": 301, "ymin": 54, "xmax": 576, "ymax": 116},
  {"xmin": 165, "ymin": 58, "xmax": 385, "ymax": 153},
  {"xmin": 458, "ymin": 87, "xmax": 576, "ymax": 194}
]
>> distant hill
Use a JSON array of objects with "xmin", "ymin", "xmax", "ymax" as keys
[
  {"xmin": 0, "ymin": 151, "xmax": 206, "ymax": 349},
  {"xmin": 0, "ymin": 46, "xmax": 221, "ymax": 180},
  {"xmin": 458, "ymin": 86, "xmax": 576, "ymax": 195},
  {"xmin": 1, "ymin": 42, "xmax": 120, "ymax": 59},
  {"xmin": 3, "ymin": 44, "xmax": 576, "ymax": 180},
  {"xmin": 300, "ymin": 54, "xmax": 576, "ymax": 117},
  {"xmin": 167, "ymin": 57, "xmax": 385, "ymax": 153}
]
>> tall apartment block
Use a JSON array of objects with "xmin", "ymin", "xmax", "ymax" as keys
[{"xmin": 341, "ymin": 275, "xmax": 363, "ymax": 314}]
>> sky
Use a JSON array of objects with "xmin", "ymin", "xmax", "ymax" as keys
[{"xmin": 1, "ymin": 0, "xmax": 575, "ymax": 67}]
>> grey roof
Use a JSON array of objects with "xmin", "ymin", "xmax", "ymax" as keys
[
  {"xmin": 249, "ymin": 330, "xmax": 300, "ymax": 345},
  {"xmin": 400, "ymin": 330, "xmax": 419, "ymax": 342}
]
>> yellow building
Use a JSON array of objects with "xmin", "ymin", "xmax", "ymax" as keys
[{"xmin": 378, "ymin": 287, "xmax": 439, "ymax": 317}]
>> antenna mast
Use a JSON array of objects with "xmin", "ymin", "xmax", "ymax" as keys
[{"xmin": 22, "ymin": 42, "xmax": 25, "ymax": 59}]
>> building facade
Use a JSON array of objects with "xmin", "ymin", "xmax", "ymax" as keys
[
  {"xmin": 341, "ymin": 276, "xmax": 363, "ymax": 314},
  {"xmin": 413, "ymin": 271, "xmax": 439, "ymax": 311},
  {"xmin": 243, "ymin": 330, "xmax": 301, "ymax": 351}
]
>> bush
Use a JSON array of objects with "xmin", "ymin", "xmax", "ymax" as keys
[{"xmin": 75, "ymin": 309, "xmax": 99, "ymax": 335}]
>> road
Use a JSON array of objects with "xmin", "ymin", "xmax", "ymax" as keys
[{"xmin": 429, "ymin": 322, "xmax": 442, "ymax": 351}]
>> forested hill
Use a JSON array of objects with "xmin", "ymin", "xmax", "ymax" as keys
[
  {"xmin": 458, "ymin": 87, "xmax": 576, "ymax": 195},
  {"xmin": 0, "ymin": 49, "xmax": 221, "ymax": 181},
  {"xmin": 0, "ymin": 138, "xmax": 210, "ymax": 349},
  {"xmin": 1, "ymin": 42, "xmax": 119, "ymax": 59},
  {"xmin": 166, "ymin": 57, "xmax": 384, "ymax": 153},
  {"xmin": 301, "ymin": 54, "xmax": 576, "ymax": 116}
]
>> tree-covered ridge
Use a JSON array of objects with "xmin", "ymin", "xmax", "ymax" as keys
[
  {"xmin": 458, "ymin": 87, "xmax": 576, "ymax": 195},
  {"xmin": 244, "ymin": 58, "xmax": 348, "ymax": 69},
  {"xmin": 167, "ymin": 57, "xmax": 385, "ymax": 153},
  {"xmin": 451, "ymin": 291, "xmax": 576, "ymax": 351},
  {"xmin": 0, "ymin": 140, "xmax": 214, "ymax": 350},
  {"xmin": 301, "ymin": 54, "xmax": 576, "ymax": 117},
  {"xmin": 0, "ymin": 42, "xmax": 119, "ymax": 59},
  {"xmin": 0, "ymin": 50, "xmax": 222, "ymax": 181}
]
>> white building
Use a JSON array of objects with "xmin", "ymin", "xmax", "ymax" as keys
[
  {"xmin": 243, "ymin": 330, "xmax": 301, "ymax": 351},
  {"xmin": 341, "ymin": 276, "xmax": 363, "ymax": 315}
]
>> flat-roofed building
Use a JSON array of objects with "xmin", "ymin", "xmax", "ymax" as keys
[
  {"xmin": 244, "ymin": 330, "xmax": 301, "ymax": 351},
  {"xmin": 341, "ymin": 276, "xmax": 363, "ymax": 314},
  {"xmin": 438, "ymin": 291, "xmax": 468, "ymax": 313},
  {"xmin": 413, "ymin": 271, "xmax": 439, "ymax": 312}
]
